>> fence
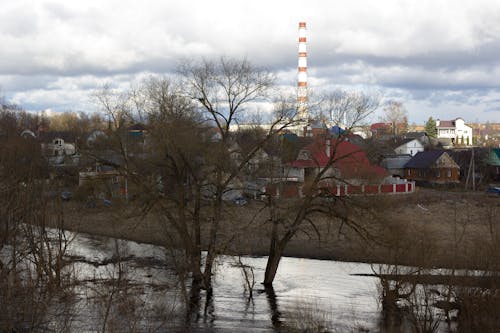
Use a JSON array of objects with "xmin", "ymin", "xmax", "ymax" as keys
[{"xmin": 328, "ymin": 181, "xmax": 415, "ymax": 197}]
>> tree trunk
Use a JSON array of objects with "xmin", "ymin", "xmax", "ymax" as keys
[
  {"xmin": 203, "ymin": 191, "xmax": 222, "ymax": 288},
  {"xmin": 263, "ymin": 213, "xmax": 282, "ymax": 286},
  {"xmin": 263, "ymin": 245, "xmax": 283, "ymax": 286}
]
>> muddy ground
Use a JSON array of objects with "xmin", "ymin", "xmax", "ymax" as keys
[{"xmin": 58, "ymin": 188, "xmax": 500, "ymax": 270}]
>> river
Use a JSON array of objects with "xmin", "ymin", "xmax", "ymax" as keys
[
  {"xmin": 11, "ymin": 230, "xmax": 495, "ymax": 332},
  {"xmin": 65, "ymin": 232, "xmax": 382, "ymax": 332}
]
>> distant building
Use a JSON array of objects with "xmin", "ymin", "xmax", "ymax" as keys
[{"xmin": 436, "ymin": 118, "xmax": 473, "ymax": 146}]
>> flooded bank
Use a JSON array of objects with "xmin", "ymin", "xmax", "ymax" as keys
[
  {"xmin": 4, "ymin": 229, "xmax": 499, "ymax": 332},
  {"xmin": 67, "ymin": 232, "xmax": 381, "ymax": 332}
]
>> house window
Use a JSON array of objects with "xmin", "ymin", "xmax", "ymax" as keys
[
  {"xmin": 436, "ymin": 170, "xmax": 441, "ymax": 178},
  {"xmin": 408, "ymin": 169, "xmax": 411, "ymax": 176},
  {"xmin": 410, "ymin": 150, "xmax": 413, "ymax": 156},
  {"xmin": 447, "ymin": 169, "xmax": 452, "ymax": 178}
]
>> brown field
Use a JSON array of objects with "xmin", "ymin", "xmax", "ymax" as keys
[{"xmin": 58, "ymin": 187, "xmax": 500, "ymax": 270}]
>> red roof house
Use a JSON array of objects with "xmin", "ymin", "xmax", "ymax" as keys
[{"xmin": 284, "ymin": 138, "xmax": 388, "ymax": 186}]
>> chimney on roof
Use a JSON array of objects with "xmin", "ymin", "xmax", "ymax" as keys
[{"xmin": 436, "ymin": 119, "xmax": 440, "ymax": 127}]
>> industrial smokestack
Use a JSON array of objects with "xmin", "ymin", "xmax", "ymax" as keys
[{"xmin": 298, "ymin": 22, "xmax": 308, "ymax": 121}]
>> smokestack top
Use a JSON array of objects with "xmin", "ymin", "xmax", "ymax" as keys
[{"xmin": 299, "ymin": 22, "xmax": 306, "ymax": 28}]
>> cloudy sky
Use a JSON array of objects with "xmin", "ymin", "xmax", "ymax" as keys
[{"xmin": 2, "ymin": 0, "xmax": 500, "ymax": 124}]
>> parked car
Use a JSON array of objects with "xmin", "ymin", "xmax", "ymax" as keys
[
  {"xmin": 61, "ymin": 191, "xmax": 73, "ymax": 201},
  {"xmin": 486, "ymin": 185, "xmax": 500, "ymax": 196},
  {"xmin": 234, "ymin": 197, "xmax": 248, "ymax": 206}
]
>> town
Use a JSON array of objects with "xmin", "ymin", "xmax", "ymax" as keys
[{"xmin": 1, "ymin": 5, "xmax": 500, "ymax": 333}]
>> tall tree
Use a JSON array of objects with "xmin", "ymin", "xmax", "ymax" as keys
[
  {"xmin": 382, "ymin": 100, "xmax": 408, "ymax": 135},
  {"xmin": 178, "ymin": 57, "xmax": 297, "ymax": 289},
  {"xmin": 425, "ymin": 117, "xmax": 437, "ymax": 138}
]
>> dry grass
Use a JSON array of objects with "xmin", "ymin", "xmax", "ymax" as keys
[{"xmin": 57, "ymin": 188, "xmax": 500, "ymax": 270}]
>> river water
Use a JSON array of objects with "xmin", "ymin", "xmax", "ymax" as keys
[
  {"xmin": 66, "ymin": 232, "xmax": 382, "ymax": 332},
  {"xmin": 27, "ymin": 229, "xmax": 500, "ymax": 332}
]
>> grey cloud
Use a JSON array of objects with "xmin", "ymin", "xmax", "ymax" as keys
[{"xmin": 483, "ymin": 107, "xmax": 500, "ymax": 113}]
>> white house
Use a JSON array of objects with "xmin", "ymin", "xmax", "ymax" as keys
[
  {"xmin": 42, "ymin": 137, "xmax": 77, "ymax": 165},
  {"xmin": 394, "ymin": 138, "xmax": 425, "ymax": 157},
  {"xmin": 436, "ymin": 118, "xmax": 473, "ymax": 146}
]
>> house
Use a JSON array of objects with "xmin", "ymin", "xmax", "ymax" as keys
[
  {"xmin": 392, "ymin": 138, "xmax": 425, "ymax": 157},
  {"xmin": 370, "ymin": 122, "xmax": 392, "ymax": 137},
  {"xmin": 39, "ymin": 131, "xmax": 79, "ymax": 166},
  {"xmin": 404, "ymin": 150, "xmax": 460, "ymax": 183},
  {"xmin": 403, "ymin": 132, "xmax": 438, "ymax": 146},
  {"xmin": 436, "ymin": 118, "xmax": 473, "ymax": 146},
  {"xmin": 284, "ymin": 138, "xmax": 389, "ymax": 186},
  {"xmin": 485, "ymin": 148, "xmax": 500, "ymax": 181},
  {"xmin": 79, "ymin": 167, "xmax": 126, "ymax": 199}
]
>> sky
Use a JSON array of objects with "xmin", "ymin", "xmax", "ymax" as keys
[{"xmin": 1, "ymin": 0, "xmax": 500, "ymax": 124}]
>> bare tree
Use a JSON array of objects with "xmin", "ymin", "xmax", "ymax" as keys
[
  {"xmin": 93, "ymin": 58, "xmax": 298, "ymax": 312},
  {"xmin": 263, "ymin": 90, "xmax": 380, "ymax": 286},
  {"xmin": 178, "ymin": 57, "xmax": 296, "ymax": 289},
  {"xmin": 381, "ymin": 100, "xmax": 408, "ymax": 135}
]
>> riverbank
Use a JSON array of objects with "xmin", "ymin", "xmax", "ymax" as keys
[{"xmin": 58, "ymin": 188, "xmax": 499, "ymax": 270}]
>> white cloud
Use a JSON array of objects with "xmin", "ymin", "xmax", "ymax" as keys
[{"xmin": 2, "ymin": 0, "xmax": 500, "ymax": 123}]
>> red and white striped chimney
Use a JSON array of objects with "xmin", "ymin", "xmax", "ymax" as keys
[{"xmin": 298, "ymin": 22, "xmax": 308, "ymax": 121}]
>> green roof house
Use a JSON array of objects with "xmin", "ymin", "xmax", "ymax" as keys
[{"xmin": 486, "ymin": 148, "xmax": 500, "ymax": 181}]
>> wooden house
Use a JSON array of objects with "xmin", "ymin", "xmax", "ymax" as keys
[{"xmin": 404, "ymin": 150, "xmax": 460, "ymax": 183}]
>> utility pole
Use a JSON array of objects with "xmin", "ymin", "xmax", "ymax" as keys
[
  {"xmin": 472, "ymin": 147, "xmax": 475, "ymax": 191},
  {"xmin": 465, "ymin": 147, "xmax": 475, "ymax": 191}
]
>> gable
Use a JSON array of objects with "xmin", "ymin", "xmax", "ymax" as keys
[
  {"xmin": 396, "ymin": 139, "xmax": 424, "ymax": 150},
  {"xmin": 435, "ymin": 153, "xmax": 460, "ymax": 169}
]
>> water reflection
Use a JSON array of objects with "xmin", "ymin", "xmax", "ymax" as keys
[{"xmin": 55, "ymin": 232, "xmax": 499, "ymax": 332}]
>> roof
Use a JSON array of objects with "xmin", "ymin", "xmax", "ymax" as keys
[
  {"xmin": 370, "ymin": 122, "xmax": 391, "ymax": 131},
  {"xmin": 381, "ymin": 155, "xmax": 412, "ymax": 169},
  {"xmin": 329, "ymin": 125, "xmax": 345, "ymax": 135},
  {"xmin": 404, "ymin": 150, "xmax": 445, "ymax": 168},
  {"xmin": 487, "ymin": 148, "xmax": 500, "ymax": 166},
  {"xmin": 404, "ymin": 132, "xmax": 427, "ymax": 139},
  {"xmin": 437, "ymin": 120, "xmax": 455, "ymax": 128},
  {"xmin": 127, "ymin": 123, "xmax": 147, "ymax": 131},
  {"xmin": 388, "ymin": 137, "xmax": 419, "ymax": 150},
  {"xmin": 289, "ymin": 139, "xmax": 388, "ymax": 179},
  {"xmin": 437, "ymin": 118, "xmax": 466, "ymax": 128}
]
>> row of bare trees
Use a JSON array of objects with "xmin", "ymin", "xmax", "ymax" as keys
[
  {"xmin": 90, "ymin": 57, "xmax": 380, "ymax": 305},
  {"xmin": 1, "ymin": 57, "xmax": 382, "ymax": 327}
]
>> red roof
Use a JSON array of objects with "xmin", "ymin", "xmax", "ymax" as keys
[
  {"xmin": 289, "ymin": 139, "xmax": 388, "ymax": 180},
  {"xmin": 370, "ymin": 122, "xmax": 392, "ymax": 131}
]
